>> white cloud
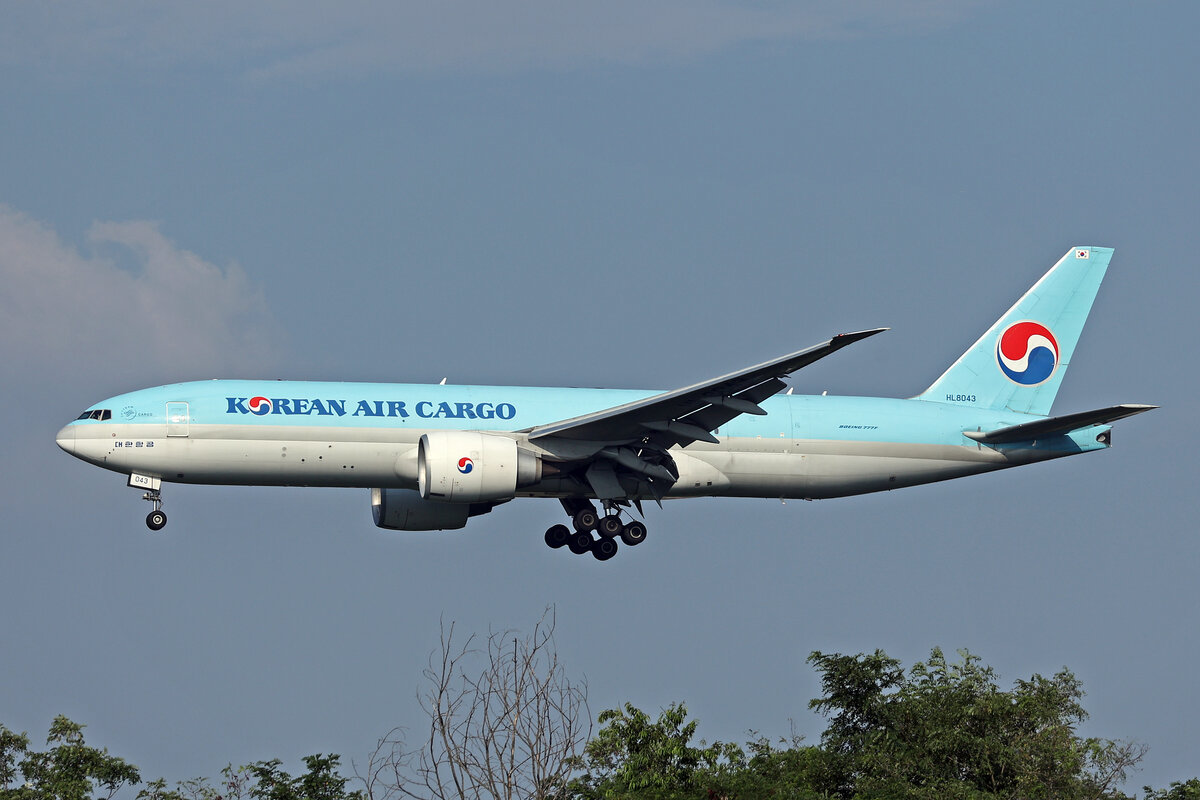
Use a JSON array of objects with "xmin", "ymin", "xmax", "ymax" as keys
[
  {"xmin": 0, "ymin": 0, "xmax": 981, "ymax": 80},
  {"xmin": 0, "ymin": 205, "xmax": 281, "ymax": 388}
]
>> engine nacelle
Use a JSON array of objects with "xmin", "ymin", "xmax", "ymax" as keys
[
  {"xmin": 372, "ymin": 487, "xmax": 486, "ymax": 531},
  {"xmin": 417, "ymin": 431, "xmax": 541, "ymax": 503}
]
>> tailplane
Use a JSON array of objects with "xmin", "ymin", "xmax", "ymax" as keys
[
  {"xmin": 962, "ymin": 404, "xmax": 1156, "ymax": 444},
  {"xmin": 917, "ymin": 246, "xmax": 1112, "ymax": 416}
]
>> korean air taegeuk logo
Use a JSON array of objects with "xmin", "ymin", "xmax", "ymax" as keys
[
  {"xmin": 996, "ymin": 321, "xmax": 1059, "ymax": 386},
  {"xmin": 248, "ymin": 396, "xmax": 273, "ymax": 415}
]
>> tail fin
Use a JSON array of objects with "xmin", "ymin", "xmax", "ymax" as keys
[{"xmin": 916, "ymin": 246, "xmax": 1112, "ymax": 416}]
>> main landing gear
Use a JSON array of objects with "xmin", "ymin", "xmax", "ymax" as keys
[
  {"xmin": 543, "ymin": 500, "xmax": 648, "ymax": 562},
  {"xmin": 143, "ymin": 488, "xmax": 167, "ymax": 531}
]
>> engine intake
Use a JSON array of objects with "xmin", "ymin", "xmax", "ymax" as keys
[{"xmin": 417, "ymin": 431, "xmax": 541, "ymax": 503}]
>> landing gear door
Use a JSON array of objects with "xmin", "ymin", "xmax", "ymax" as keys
[{"xmin": 166, "ymin": 402, "xmax": 190, "ymax": 437}]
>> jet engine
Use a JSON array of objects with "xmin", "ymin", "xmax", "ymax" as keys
[
  {"xmin": 417, "ymin": 431, "xmax": 542, "ymax": 502},
  {"xmin": 371, "ymin": 487, "xmax": 498, "ymax": 531}
]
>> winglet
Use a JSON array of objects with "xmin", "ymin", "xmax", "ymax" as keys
[{"xmin": 835, "ymin": 328, "xmax": 889, "ymax": 344}]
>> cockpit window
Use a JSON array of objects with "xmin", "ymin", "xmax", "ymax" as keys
[{"xmin": 77, "ymin": 409, "xmax": 112, "ymax": 421}]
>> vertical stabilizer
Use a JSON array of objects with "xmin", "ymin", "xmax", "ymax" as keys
[{"xmin": 916, "ymin": 246, "xmax": 1112, "ymax": 416}]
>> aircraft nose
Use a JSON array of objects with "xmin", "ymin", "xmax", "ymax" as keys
[{"xmin": 56, "ymin": 424, "xmax": 76, "ymax": 455}]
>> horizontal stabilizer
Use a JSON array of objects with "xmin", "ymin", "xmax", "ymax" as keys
[{"xmin": 963, "ymin": 404, "xmax": 1157, "ymax": 444}]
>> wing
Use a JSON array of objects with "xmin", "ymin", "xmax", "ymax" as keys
[
  {"xmin": 528, "ymin": 328, "xmax": 885, "ymax": 447},
  {"xmin": 523, "ymin": 329, "xmax": 886, "ymax": 501}
]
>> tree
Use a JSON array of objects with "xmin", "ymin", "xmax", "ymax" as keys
[
  {"xmin": 567, "ymin": 704, "xmax": 840, "ymax": 800},
  {"xmin": 0, "ymin": 716, "xmax": 140, "ymax": 800},
  {"xmin": 136, "ymin": 755, "xmax": 361, "ymax": 800},
  {"xmin": 242, "ymin": 756, "xmax": 362, "ymax": 800},
  {"xmin": 566, "ymin": 702, "xmax": 744, "ymax": 799},
  {"xmin": 568, "ymin": 648, "xmax": 1157, "ymax": 800},
  {"xmin": 357, "ymin": 608, "xmax": 589, "ymax": 800},
  {"xmin": 808, "ymin": 647, "xmax": 1147, "ymax": 799},
  {"xmin": 1144, "ymin": 779, "xmax": 1200, "ymax": 800},
  {"xmin": 5, "ymin": 643, "xmax": 1192, "ymax": 800}
]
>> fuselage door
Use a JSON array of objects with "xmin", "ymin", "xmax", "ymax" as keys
[{"xmin": 166, "ymin": 402, "xmax": 190, "ymax": 437}]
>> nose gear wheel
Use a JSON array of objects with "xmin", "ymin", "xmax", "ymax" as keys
[{"xmin": 142, "ymin": 488, "xmax": 167, "ymax": 531}]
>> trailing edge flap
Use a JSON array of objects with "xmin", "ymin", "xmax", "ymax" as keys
[
  {"xmin": 585, "ymin": 461, "xmax": 627, "ymax": 501},
  {"xmin": 524, "ymin": 329, "xmax": 887, "ymax": 449},
  {"xmin": 963, "ymin": 404, "xmax": 1157, "ymax": 444}
]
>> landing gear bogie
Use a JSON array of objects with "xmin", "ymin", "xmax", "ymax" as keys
[{"xmin": 546, "ymin": 499, "xmax": 650, "ymax": 562}]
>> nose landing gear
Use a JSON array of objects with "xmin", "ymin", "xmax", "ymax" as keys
[
  {"xmin": 143, "ymin": 489, "xmax": 167, "ymax": 531},
  {"xmin": 543, "ymin": 499, "xmax": 648, "ymax": 561}
]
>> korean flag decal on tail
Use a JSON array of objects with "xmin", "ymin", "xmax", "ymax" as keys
[{"xmin": 1076, "ymin": 249, "xmax": 1090, "ymax": 259}]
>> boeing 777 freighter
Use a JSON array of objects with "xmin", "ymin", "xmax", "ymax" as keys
[{"xmin": 56, "ymin": 246, "xmax": 1154, "ymax": 560}]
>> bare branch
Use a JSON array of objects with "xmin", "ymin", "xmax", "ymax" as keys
[{"xmin": 367, "ymin": 608, "xmax": 589, "ymax": 800}]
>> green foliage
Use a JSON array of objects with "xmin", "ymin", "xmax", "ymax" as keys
[
  {"xmin": 243, "ymin": 756, "xmax": 361, "ymax": 800},
  {"xmin": 568, "ymin": 649, "xmax": 1166, "ymax": 800},
  {"xmin": 807, "ymin": 647, "xmax": 1145, "ymax": 800},
  {"xmin": 3, "ymin": 645, "xmax": 1196, "ymax": 800},
  {"xmin": 1144, "ymin": 779, "xmax": 1200, "ymax": 800},
  {"xmin": 135, "ymin": 764, "xmax": 255, "ymax": 800},
  {"xmin": 698, "ymin": 733, "xmax": 837, "ymax": 800},
  {"xmin": 0, "ymin": 718, "xmax": 359, "ymax": 800},
  {"xmin": 0, "ymin": 727, "xmax": 30, "ymax": 791},
  {"xmin": 136, "ymin": 757, "xmax": 362, "ymax": 800},
  {"xmin": 566, "ymin": 703, "xmax": 836, "ymax": 800},
  {"xmin": 566, "ymin": 702, "xmax": 742, "ymax": 799},
  {"xmin": 0, "ymin": 716, "xmax": 141, "ymax": 800}
]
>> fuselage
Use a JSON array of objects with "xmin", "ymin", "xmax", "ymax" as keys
[{"xmin": 55, "ymin": 379, "xmax": 1109, "ymax": 501}]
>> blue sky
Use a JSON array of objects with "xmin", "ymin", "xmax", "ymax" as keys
[{"xmin": 1, "ymin": 0, "xmax": 1195, "ymax": 790}]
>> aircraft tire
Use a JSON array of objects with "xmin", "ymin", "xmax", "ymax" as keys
[
  {"xmin": 568, "ymin": 531, "xmax": 594, "ymax": 554},
  {"xmin": 572, "ymin": 509, "xmax": 598, "ymax": 533},
  {"xmin": 544, "ymin": 524, "xmax": 570, "ymax": 549},
  {"xmin": 620, "ymin": 521, "xmax": 647, "ymax": 546},
  {"xmin": 146, "ymin": 510, "xmax": 167, "ymax": 531},
  {"xmin": 596, "ymin": 514, "xmax": 623, "ymax": 538},
  {"xmin": 592, "ymin": 538, "xmax": 618, "ymax": 561}
]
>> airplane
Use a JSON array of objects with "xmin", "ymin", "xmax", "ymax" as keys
[{"xmin": 56, "ymin": 246, "xmax": 1154, "ymax": 561}]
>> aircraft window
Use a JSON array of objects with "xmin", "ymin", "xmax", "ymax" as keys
[
  {"xmin": 78, "ymin": 410, "xmax": 112, "ymax": 421},
  {"xmin": 78, "ymin": 411, "xmax": 94, "ymax": 420},
  {"xmin": 100, "ymin": 410, "xmax": 111, "ymax": 421}
]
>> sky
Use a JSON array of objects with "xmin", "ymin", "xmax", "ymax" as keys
[{"xmin": 1, "ymin": 0, "xmax": 1195, "ymax": 790}]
